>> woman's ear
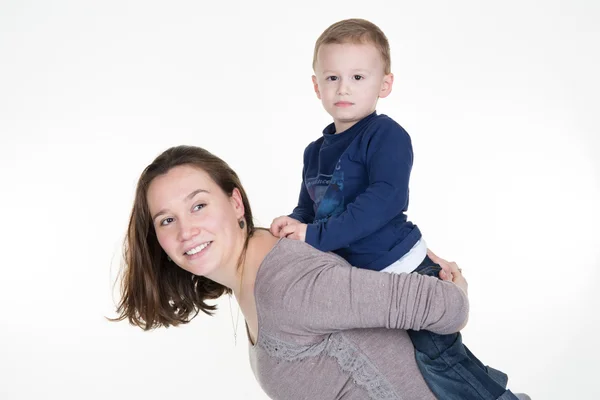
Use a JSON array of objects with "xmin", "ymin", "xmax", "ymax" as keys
[{"xmin": 230, "ymin": 188, "xmax": 245, "ymax": 220}]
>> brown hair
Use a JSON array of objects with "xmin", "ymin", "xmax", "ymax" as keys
[
  {"xmin": 312, "ymin": 18, "xmax": 391, "ymax": 74},
  {"xmin": 112, "ymin": 145, "xmax": 255, "ymax": 330}
]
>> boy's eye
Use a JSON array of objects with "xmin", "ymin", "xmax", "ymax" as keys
[
  {"xmin": 353, "ymin": 75, "xmax": 363, "ymax": 80},
  {"xmin": 160, "ymin": 217, "xmax": 174, "ymax": 226},
  {"xmin": 326, "ymin": 76, "xmax": 338, "ymax": 81}
]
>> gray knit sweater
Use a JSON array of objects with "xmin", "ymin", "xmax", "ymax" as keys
[{"xmin": 248, "ymin": 239, "xmax": 469, "ymax": 400}]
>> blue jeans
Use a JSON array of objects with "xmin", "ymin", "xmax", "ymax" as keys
[{"xmin": 408, "ymin": 256, "xmax": 518, "ymax": 400}]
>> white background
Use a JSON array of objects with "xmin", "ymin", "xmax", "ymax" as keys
[{"xmin": 1, "ymin": 1, "xmax": 599, "ymax": 399}]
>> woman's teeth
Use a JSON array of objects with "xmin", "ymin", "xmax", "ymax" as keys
[{"xmin": 185, "ymin": 242, "xmax": 210, "ymax": 255}]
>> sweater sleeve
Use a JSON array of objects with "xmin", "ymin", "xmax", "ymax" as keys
[
  {"xmin": 288, "ymin": 145, "xmax": 315, "ymax": 224},
  {"xmin": 305, "ymin": 123, "xmax": 413, "ymax": 252},
  {"xmin": 277, "ymin": 255, "xmax": 469, "ymax": 336}
]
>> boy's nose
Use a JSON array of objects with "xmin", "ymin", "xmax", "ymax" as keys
[{"xmin": 336, "ymin": 79, "xmax": 351, "ymax": 95}]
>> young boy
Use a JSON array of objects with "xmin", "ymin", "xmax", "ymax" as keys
[{"xmin": 270, "ymin": 18, "xmax": 523, "ymax": 400}]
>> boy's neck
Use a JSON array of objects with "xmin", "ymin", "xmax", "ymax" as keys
[
  {"xmin": 334, "ymin": 120, "xmax": 357, "ymax": 134},
  {"xmin": 333, "ymin": 111, "xmax": 376, "ymax": 134}
]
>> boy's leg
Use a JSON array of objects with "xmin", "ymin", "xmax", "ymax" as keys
[
  {"xmin": 408, "ymin": 256, "xmax": 517, "ymax": 400},
  {"xmin": 413, "ymin": 258, "xmax": 502, "ymax": 378}
]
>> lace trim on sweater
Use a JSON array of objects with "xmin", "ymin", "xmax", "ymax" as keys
[{"xmin": 258, "ymin": 332, "xmax": 399, "ymax": 400}]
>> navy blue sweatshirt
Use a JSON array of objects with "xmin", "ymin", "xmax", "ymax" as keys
[{"xmin": 289, "ymin": 112, "xmax": 421, "ymax": 271}]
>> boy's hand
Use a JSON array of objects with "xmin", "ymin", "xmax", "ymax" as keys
[
  {"xmin": 280, "ymin": 223, "xmax": 307, "ymax": 242},
  {"xmin": 270, "ymin": 216, "xmax": 300, "ymax": 237}
]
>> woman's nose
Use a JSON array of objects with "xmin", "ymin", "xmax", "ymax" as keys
[{"xmin": 177, "ymin": 219, "xmax": 200, "ymax": 241}]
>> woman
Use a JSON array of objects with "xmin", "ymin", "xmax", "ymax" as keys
[{"xmin": 113, "ymin": 145, "xmax": 523, "ymax": 400}]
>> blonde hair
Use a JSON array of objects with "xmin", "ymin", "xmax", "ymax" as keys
[{"xmin": 312, "ymin": 18, "xmax": 391, "ymax": 74}]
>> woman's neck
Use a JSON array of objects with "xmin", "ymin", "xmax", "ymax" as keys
[
  {"xmin": 233, "ymin": 229, "xmax": 279, "ymax": 300},
  {"xmin": 232, "ymin": 229, "xmax": 279, "ymax": 345}
]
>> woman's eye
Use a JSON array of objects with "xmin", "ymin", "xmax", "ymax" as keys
[
  {"xmin": 160, "ymin": 217, "xmax": 174, "ymax": 226},
  {"xmin": 193, "ymin": 203, "xmax": 205, "ymax": 212}
]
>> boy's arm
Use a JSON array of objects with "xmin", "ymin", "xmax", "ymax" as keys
[
  {"xmin": 288, "ymin": 177, "xmax": 314, "ymax": 224},
  {"xmin": 305, "ymin": 125, "xmax": 413, "ymax": 252},
  {"xmin": 288, "ymin": 147, "xmax": 315, "ymax": 224}
]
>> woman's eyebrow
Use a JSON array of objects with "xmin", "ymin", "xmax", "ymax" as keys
[
  {"xmin": 151, "ymin": 189, "xmax": 209, "ymax": 221},
  {"xmin": 186, "ymin": 188, "xmax": 209, "ymax": 200}
]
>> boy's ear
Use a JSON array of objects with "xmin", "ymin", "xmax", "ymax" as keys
[
  {"xmin": 379, "ymin": 73, "xmax": 394, "ymax": 98},
  {"xmin": 312, "ymin": 75, "xmax": 322, "ymax": 100}
]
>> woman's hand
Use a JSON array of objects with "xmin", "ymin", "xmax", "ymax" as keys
[{"xmin": 427, "ymin": 249, "xmax": 468, "ymax": 296}]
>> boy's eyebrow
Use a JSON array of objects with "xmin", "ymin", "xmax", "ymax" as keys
[
  {"xmin": 151, "ymin": 189, "xmax": 209, "ymax": 222},
  {"xmin": 320, "ymin": 68, "xmax": 371, "ymax": 75}
]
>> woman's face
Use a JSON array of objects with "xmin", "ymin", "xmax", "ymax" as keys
[{"xmin": 146, "ymin": 164, "xmax": 245, "ymax": 280}]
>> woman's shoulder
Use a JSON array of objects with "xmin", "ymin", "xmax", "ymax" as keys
[
  {"xmin": 255, "ymin": 239, "xmax": 349, "ymax": 298},
  {"xmin": 254, "ymin": 239, "xmax": 373, "ymax": 343},
  {"xmin": 261, "ymin": 239, "xmax": 349, "ymax": 272}
]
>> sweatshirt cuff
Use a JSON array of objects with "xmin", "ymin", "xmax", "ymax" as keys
[
  {"xmin": 288, "ymin": 213, "xmax": 302, "ymax": 223},
  {"xmin": 305, "ymin": 223, "xmax": 319, "ymax": 247}
]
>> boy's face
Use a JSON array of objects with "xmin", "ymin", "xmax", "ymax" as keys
[{"xmin": 313, "ymin": 42, "xmax": 393, "ymax": 133}]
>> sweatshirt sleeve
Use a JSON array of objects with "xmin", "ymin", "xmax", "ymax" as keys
[
  {"xmin": 305, "ymin": 123, "xmax": 413, "ymax": 252},
  {"xmin": 278, "ymin": 256, "xmax": 469, "ymax": 336},
  {"xmin": 288, "ymin": 146, "xmax": 315, "ymax": 224}
]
